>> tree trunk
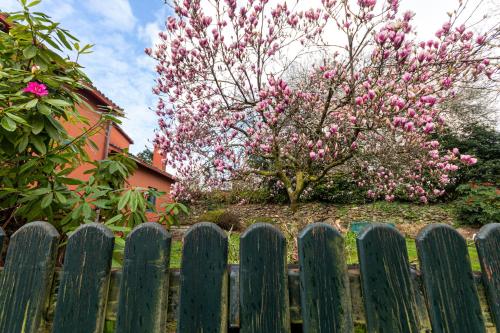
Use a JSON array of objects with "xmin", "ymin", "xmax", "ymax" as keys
[
  {"xmin": 289, "ymin": 194, "xmax": 299, "ymax": 213},
  {"xmin": 282, "ymin": 172, "xmax": 306, "ymax": 213}
]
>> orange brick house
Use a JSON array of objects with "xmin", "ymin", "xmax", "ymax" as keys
[
  {"xmin": 1, "ymin": 13, "xmax": 174, "ymax": 220},
  {"xmin": 65, "ymin": 86, "xmax": 175, "ymax": 221}
]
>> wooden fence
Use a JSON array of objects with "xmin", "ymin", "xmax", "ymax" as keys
[{"xmin": 0, "ymin": 221, "xmax": 498, "ymax": 332}]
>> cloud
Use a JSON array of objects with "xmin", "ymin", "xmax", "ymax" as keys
[
  {"xmin": 0, "ymin": 0, "xmax": 22, "ymax": 12},
  {"xmin": 82, "ymin": 0, "xmax": 136, "ymax": 32}
]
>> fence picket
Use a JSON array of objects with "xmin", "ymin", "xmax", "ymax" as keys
[
  {"xmin": 475, "ymin": 223, "xmax": 500, "ymax": 331},
  {"xmin": 0, "ymin": 222, "xmax": 59, "ymax": 333},
  {"xmin": 0, "ymin": 226, "xmax": 4, "ymax": 256},
  {"xmin": 356, "ymin": 224, "xmax": 420, "ymax": 332},
  {"xmin": 239, "ymin": 223, "xmax": 290, "ymax": 333},
  {"xmin": 417, "ymin": 224, "xmax": 485, "ymax": 333},
  {"xmin": 176, "ymin": 222, "xmax": 228, "ymax": 333},
  {"xmin": 52, "ymin": 223, "xmax": 114, "ymax": 333},
  {"xmin": 298, "ymin": 223, "xmax": 352, "ymax": 333},
  {"xmin": 115, "ymin": 223, "xmax": 171, "ymax": 333}
]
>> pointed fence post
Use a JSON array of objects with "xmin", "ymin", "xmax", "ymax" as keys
[
  {"xmin": 475, "ymin": 223, "xmax": 500, "ymax": 331},
  {"xmin": 357, "ymin": 224, "xmax": 420, "ymax": 332},
  {"xmin": 298, "ymin": 223, "xmax": 353, "ymax": 333},
  {"xmin": 239, "ymin": 223, "xmax": 290, "ymax": 333},
  {"xmin": 417, "ymin": 224, "xmax": 485, "ymax": 333},
  {"xmin": 176, "ymin": 222, "xmax": 228, "ymax": 333},
  {"xmin": 0, "ymin": 222, "xmax": 59, "ymax": 333},
  {"xmin": 52, "ymin": 223, "xmax": 114, "ymax": 333},
  {"xmin": 116, "ymin": 222, "xmax": 171, "ymax": 333}
]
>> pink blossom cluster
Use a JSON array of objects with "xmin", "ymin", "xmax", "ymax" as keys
[
  {"xmin": 149, "ymin": 0, "xmax": 497, "ymax": 202},
  {"xmin": 24, "ymin": 82, "xmax": 48, "ymax": 97}
]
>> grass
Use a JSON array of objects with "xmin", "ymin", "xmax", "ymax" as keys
[{"xmin": 169, "ymin": 229, "xmax": 482, "ymax": 271}]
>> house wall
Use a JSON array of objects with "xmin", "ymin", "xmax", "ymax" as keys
[
  {"xmin": 61, "ymin": 91, "xmax": 174, "ymax": 221},
  {"xmin": 128, "ymin": 165, "xmax": 173, "ymax": 221},
  {"xmin": 64, "ymin": 99, "xmax": 107, "ymax": 181}
]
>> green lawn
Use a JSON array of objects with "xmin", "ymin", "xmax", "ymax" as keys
[{"xmin": 169, "ymin": 232, "xmax": 482, "ymax": 271}]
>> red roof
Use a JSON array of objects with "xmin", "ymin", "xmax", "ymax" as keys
[
  {"xmin": 134, "ymin": 157, "xmax": 176, "ymax": 182},
  {"xmin": 79, "ymin": 84, "xmax": 123, "ymax": 112}
]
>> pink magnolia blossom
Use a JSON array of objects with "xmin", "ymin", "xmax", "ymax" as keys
[
  {"xmin": 24, "ymin": 82, "xmax": 48, "ymax": 97},
  {"xmin": 150, "ymin": 0, "xmax": 496, "ymax": 203},
  {"xmin": 460, "ymin": 155, "xmax": 478, "ymax": 165}
]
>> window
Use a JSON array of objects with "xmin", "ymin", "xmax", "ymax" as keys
[{"xmin": 146, "ymin": 187, "xmax": 157, "ymax": 212}]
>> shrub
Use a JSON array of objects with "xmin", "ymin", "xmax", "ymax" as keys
[
  {"xmin": 439, "ymin": 125, "xmax": 500, "ymax": 187},
  {"xmin": 199, "ymin": 209, "xmax": 242, "ymax": 231},
  {"xmin": 456, "ymin": 184, "xmax": 500, "ymax": 226},
  {"xmin": 305, "ymin": 173, "xmax": 367, "ymax": 204}
]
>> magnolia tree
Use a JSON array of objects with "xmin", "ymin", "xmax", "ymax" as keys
[{"xmin": 150, "ymin": 0, "xmax": 499, "ymax": 208}]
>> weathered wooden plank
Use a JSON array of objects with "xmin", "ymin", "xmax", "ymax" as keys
[
  {"xmin": 356, "ymin": 223, "xmax": 420, "ymax": 332},
  {"xmin": 3, "ymin": 265, "xmax": 495, "ymax": 331},
  {"xmin": 239, "ymin": 223, "xmax": 290, "ymax": 333},
  {"xmin": 115, "ymin": 222, "xmax": 171, "ymax": 333},
  {"xmin": 0, "ymin": 226, "xmax": 4, "ymax": 259},
  {"xmin": 416, "ymin": 224, "xmax": 486, "ymax": 333},
  {"xmin": 52, "ymin": 223, "xmax": 114, "ymax": 333},
  {"xmin": 298, "ymin": 223, "xmax": 353, "ymax": 332},
  {"xmin": 229, "ymin": 265, "xmax": 240, "ymax": 328},
  {"xmin": 475, "ymin": 223, "xmax": 500, "ymax": 331},
  {"xmin": 176, "ymin": 222, "xmax": 228, "ymax": 333},
  {"xmin": 0, "ymin": 221, "xmax": 59, "ymax": 333}
]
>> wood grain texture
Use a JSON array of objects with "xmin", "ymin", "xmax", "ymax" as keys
[
  {"xmin": 3, "ymin": 266, "xmax": 496, "ymax": 331},
  {"xmin": 357, "ymin": 224, "xmax": 420, "ymax": 332},
  {"xmin": 475, "ymin": 223, "xmax": 500, "ymax": 332},
  {"xmin": 239, "ymin": 223, "xmax": 290, "ymax": 333},
  {"xmin": 115, "ymin": 222, "xmax": 172, "ymax": 333},
  {"xmin": 229, "ymin": 265, "xmax": 240, "ymax": 328},
  {"xmin": 417, "ymin": 223, "xmax": 486, "ymax": 333},
  {"xmin": 0, "ymin": 226, "xmax": 4, "ymax": 258},
  {"xmin": 176, "ymin": 222, "xmax": 228, "ymax": 333},
  {"xmin": 0, "ymin": 221, "xmax": 59, "ymax": 333},
  {"xmin": 298, "ymin": 223, "xmax": 353, "ymax": 333},
  {"xmin": 52, "ymin": 223, "xmax": 114, "ymax": 333}
]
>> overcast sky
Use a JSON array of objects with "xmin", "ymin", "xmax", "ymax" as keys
[{"xmin": 1, "ymin": 0, "xmax": 495, "ymax": 154}]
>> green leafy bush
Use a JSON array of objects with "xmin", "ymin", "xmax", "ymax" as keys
[
  {"xmin": 456, "ymin": 184, "xmax": 500, "ymax": 226},
  {"xmin": 198, "ymin": 209, "xmax": 242, "ymax": 231},
  {"xmin": 161, "ymin": 202, "xmax": 189, "ymax": 228},
  {"xmin": 305, "ymin": 173, "xmax": 367, "ymax": 204},
  {"xmin": 439, "ymin": 125, "xmax": 500, "ymax": 187},
  {"xmin": 0, "ymin": 1, "xmax": 175, "ymax": 267}
]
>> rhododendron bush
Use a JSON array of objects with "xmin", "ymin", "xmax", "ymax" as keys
[{"xmin": 150, "ymin": 0, "xmax": 498, "ymax": 208}]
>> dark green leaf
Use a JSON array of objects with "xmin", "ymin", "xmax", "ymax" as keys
[
  {"xmin": 56, "ymin": 30, "xmax": 72, "ymax": 50},
  {"xmin": 30, "ymin": 136, "xmax": 47, "ymax": 155},
  {"xmin": 23, "ymin": 45, "xmax": 38, "ymax": 59},
  {"xmin": 37, "ymin": 103, "xmax": 52, "ymax": 115},
  {"xmin": 45, "ymin": 99, "xmax": 72, "ymax": 108},
  {"xmin": 28, "ymin": 187, "xmax": 51, "ymax": 196},
  {"xmin": 6, "ymin": 112, "xmax": 28, "ymax": 124},
  {"xmin": 118, "ymin": 190, "xmax": 131, "ymax": 210},
  {"xmin": 105, "ymin": 214, "xmax": 123, "ymax": 225},
  {"xmin": 1, "ymin": 117, "xmax": 17, "ymax": 132},
  {"xmin": 25, "ymin": 99, "xmax": 38, "ymax": 109},
  {"xmin": 27, "ymin": 0, "xmax": 42, "ymax": 7},
  {"xmin": 31, "ymin": 118, "xmax": 44, "ymax": 134},
  {"xmin": 54, "ymin": 191, "xmax": 67, "ymax": 204},
  {"xmin": 40, "ymin": 192, "xmax": 54, "ymax": 208},
  {"xmin": 18, "ymin": 134, "xmax": 29, "ymax": 152}
]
